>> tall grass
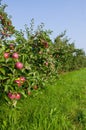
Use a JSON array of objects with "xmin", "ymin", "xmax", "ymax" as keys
[{"xmin": 0, "ymin": 68, "xmax": 86, "ymax": 130}]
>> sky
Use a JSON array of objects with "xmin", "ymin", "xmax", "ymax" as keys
[{"xmin": 1, "ymin": 0, "xmax": 86, "ymax": 52}]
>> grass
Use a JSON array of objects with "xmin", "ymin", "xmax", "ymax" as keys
[{"xmin": 0, "ymin": 68, "xmax": 86, "ymax": 130}]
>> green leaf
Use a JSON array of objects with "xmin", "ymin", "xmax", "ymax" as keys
[
  {"xmin": 21, "ymin": 91, "xmax": 27, "ymax": 98},
  {"xmin": 0, "ymin": 46, "xmax": 5, "ymax": 54},
  {"xmin": 4, "ymin": 85, "xmax": 9, "ymax": 92},
  {"xmin": 25, "ymin": 62, "xmax": 31, "ymax": 70},
  {"xmin": 0, "ymin": 68, "xmax": 5, "ymax": 75}
]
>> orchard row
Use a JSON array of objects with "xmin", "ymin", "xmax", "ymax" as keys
[{"xmin": 0, "ymin": 3, "xmax": 86, "ymax": 106}]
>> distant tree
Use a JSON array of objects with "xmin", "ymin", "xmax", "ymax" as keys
[{"xmin": 53, "ymin": 31, "xmax": 86, "ymax": 72}]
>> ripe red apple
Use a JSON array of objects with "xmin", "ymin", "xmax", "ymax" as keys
[
  {"xmin": 15, "ymin": 77, "xmax": 25, "ymax": 87},
  {"xmin": 8, "ymin": 92, "xmax": 15, "ymax": 99},
  {"xmin": 8, "ymin": 92, "xmax": 21, "ymax": 100},
  {"xmin": 15, "ymin": 80, "xmax": 20, "ymax": 84},
  {"xmin": 15, "ymin": 78, "xmax": 22, "ymax": 87},
  {"xmin": 20, "ymin": 76, "xmax": 26, "ymax": 83},
  {"xmin": 4, "ymin": 52, "xmax": 10, "ymax": 59},
  {"xmin": 15, "ymin": 93, "xmax": 21, "ymax": 100},
  {"xmin": 15, "ymin": 78, "xmax": 20, "ymax": 83},
  {"xmin": 12, "ymin": 52, "xmax": 19, "ymax": 59},
  {"xmin": 15, "ymin": 62, "xmax": 23, "ymax": 70}
]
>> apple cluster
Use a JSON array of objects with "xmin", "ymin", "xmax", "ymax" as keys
[
  {"xmin": 0, "ymin": 4, "xmax": 56, "ymax": 106},
  {"xmin": 8, "ymin": 92, "xmax": 21, "ymax": 100},
  {"xmin": 3, "ymin": 44, "xmax": 26, "ymax": 100},
  {"xmin": 4, "ymin": 44, "xmax": 23, "ymax": 70},
  {"xmin": 0, "ymin": 11, "xmax": 15, "ymax": 39},
  {"xmin": 15, "ymin": 77, "xmax": 26, "ymax": 87}
]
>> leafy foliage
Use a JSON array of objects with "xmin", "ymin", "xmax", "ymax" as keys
[
  {"xmin": 0, "ymin": 3, "xmax": 56, "ymax": 107},
  {"xmin": 53, "ymin": 32, "xmax": 86, "ymax": 72}
]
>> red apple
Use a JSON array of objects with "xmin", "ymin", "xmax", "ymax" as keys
[
  {"xmin": 15, "ymin": 80, "xmax": 20, "ymax": 84},
  {"xmin": 4, "ymin": 52, "xmax": 10, "ymax": 59},
  {"xmin": 8, "ymin": 92, "xmax": 15, "ymax": 99},
  {"xmin": 15, "ymin": 78, "xmax": 20, "ymax": 83},
  {"xmin": 15, "ymin": 78, "xmax": 22, "ymax": 87},
  {"xmin": 12, "ymin": 52, "xmax": 19, "ymax": 59},
  {"xmin": 15, "ymin": 77, "xmax": 25, "ymax": 87},
  {"xmin": 15, "ymin": 62, "xmax": 23, "ymax": 70},
  {"xmin": 20, "ymin": 76, "xmax": 26, "ymax": 83},
  {"xmin": 15, "ymin": 93, "xmax": 21, "ymax": 100}
]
